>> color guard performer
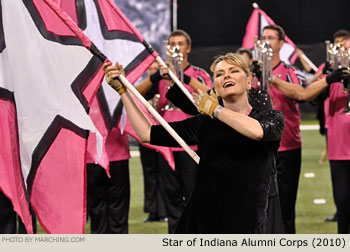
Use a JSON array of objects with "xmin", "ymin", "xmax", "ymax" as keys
[{"xmin": 104, "ymin": 52, "xmax": 285, "ymax": 233}]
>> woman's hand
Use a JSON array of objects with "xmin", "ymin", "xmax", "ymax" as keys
[
  {"xmin": 193, "ymin": 89, "xmax": 220, "ymax": 118},
  {"xmin": 102, "ymin": 61, "xmax": 126, "ymax": 95}
]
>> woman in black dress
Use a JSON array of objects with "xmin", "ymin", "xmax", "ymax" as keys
[{"xmin": 103, "ymin": 53, "xmax": 284, "ymax": 233}]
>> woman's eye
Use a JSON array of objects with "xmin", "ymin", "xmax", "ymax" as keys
[
  {"xmin": 231, "ymin": 70, "xmax": 239, "ymax": 73},
  {"xmin": 215, "ymin": 73, "xmax": 223, "ymax": 78}
]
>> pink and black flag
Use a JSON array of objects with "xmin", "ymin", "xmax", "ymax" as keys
[
  {"xmin": 118, "ymin": 98, "xmax": 175, "ymax": 170},
  {"xmin": 0, "ymin": 0, "xmax": 106, "ymax": 233},
  {"xmin": 0, "ymin": 88, "xmax": 33, "ymax": 234},
  {"xmin": 242, "ymin": 4, "xmax": 298, "ymax": 64},
  {"xmin": 56, "ymin": 0, "xmax": 174, "ymax": 170}
]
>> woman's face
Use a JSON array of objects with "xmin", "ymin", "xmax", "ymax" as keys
[{"xmin": 213, "ymin": 60, "xmax": 250, "ymax": 100}]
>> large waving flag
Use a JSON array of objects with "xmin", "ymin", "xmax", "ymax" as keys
[
  {"xmin": 242, "ymin": 3, "xmax": 298, "ymax": 65},
  {"xmin": 56, "ymin": 0, "xmax": 174, "ymax": 170},
  {"xmin": 0, "ymin": 0, "xmax": 105, "ymax": 233}
]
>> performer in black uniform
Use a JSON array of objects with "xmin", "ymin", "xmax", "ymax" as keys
[
  {"xmin": 103, "ymin": 53, "xmax": 284, "ymax": 233},
  {"xmin": 0, "ymin": 190, "xmax": 16, "ymax": 233},
  {"xmin": 0, "ymin": 190, "xmax": 36, "ymax": 234}
]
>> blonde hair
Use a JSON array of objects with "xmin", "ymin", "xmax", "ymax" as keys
[{"xmin": 210, "ymin": 53, "xmax": 250, "ymax": 76}]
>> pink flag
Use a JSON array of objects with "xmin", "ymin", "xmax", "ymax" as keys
[
  {"xmin": 0, "ymin": 89, "xmax": 33, "ymax": 234},
  {"xmin": 57, "ymin": 0, "xmax": 175, "ymax": 170},
  {"xmin": 0, "ymin": 0, "xmax": 105, "ymax": 233},
  {"xmin": 118, "ymin": 97, "xmax": 175, "ymax": 170},
  {"xmin": 242, "ymin": 6, "xmax": 298, "ymax": 64}
]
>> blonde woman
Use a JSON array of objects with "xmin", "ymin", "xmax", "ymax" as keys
[{"xmin": 103, "ymin": 53, "xmax": 284, "ymax": 233}]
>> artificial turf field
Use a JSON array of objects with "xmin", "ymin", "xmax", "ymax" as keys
[{"xmin": 127, "ymin": 128, "xmax": 337, "ymax": 234}]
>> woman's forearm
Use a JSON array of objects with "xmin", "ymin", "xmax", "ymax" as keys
[
  {"xmin": 214, "ymin": 107, "xmax": 263, "ymax": 140},
  {"xmin": 121, "ymin": 90, "xmax": 152, "ymax": 143}
]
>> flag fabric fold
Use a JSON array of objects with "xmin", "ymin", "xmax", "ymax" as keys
[
  {"xmin": 118, "ymin": 99, "xmax": 175, "ymax": 170},
  {"xmin": 0, "ymin": 88, "xmax": 33, "ymax": 234},
  {"xmin": 242, "ymin": 6, "xmax": 298, "ymax": 65},
  {"xmin": 0, "ymin": 0, "xmax": 105, "ymax": 233},
  {"xmin": 57, "ymin": 0, "xmax": 175, "ymax": 171}
]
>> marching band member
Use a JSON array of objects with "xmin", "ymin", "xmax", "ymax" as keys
[
  {"xmin": 86, "ymin": 128, "xmax": 131, "ymax": 234},
  {"xmin": 312, "ymin": 29, "xmax": 350, "ymax": 223},
  {"xmin": 262, "ymin": 24, "xmax": 308, "ymax": 234},
  {"xmin": 266, "ymin": 26, "xmax": 350, "ymax": 233}
]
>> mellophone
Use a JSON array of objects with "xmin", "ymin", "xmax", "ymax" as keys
[
  {"xmin": 161, "ymin": 40, "xmax": 184, "ymax": 111},
  {"xmin": 253, "ymin": 36, "xmax": 273, "ymax": 91}
]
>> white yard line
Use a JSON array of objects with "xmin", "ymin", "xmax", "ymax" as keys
[
  {"xmin": 300, "ymin": 125, "xmax": 320, "ymax": 131},
  {"xmin": 130, "ymin": 150, "xmax": 140, "ymax": 157}
]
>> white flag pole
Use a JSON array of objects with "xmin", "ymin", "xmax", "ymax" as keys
[
  {"xmin": 172, "ymin": 0, "xmax": 177, "ymax": 31},
  {"xmin": 301, "ymin": 53, "xmax": 318, "ymax": 72},
  {"xmin": 252, "ymin": 2, "xmax": 259, "ymax": 9},
  {"xmin": 118, "ymin": 75, "xmax": 200, "ymax": 164},
  {"xmin": 155, "ymin": 56, "xmax": 196, "ymax": 105}
]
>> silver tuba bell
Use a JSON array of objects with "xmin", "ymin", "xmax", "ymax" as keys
[
  {"xmin": 253, "ymin": 37, "xmax": 273, "ymax": 91},
  {"xmin": 161, "ymin": 40, "xmax": 184, "ymax": 111}
]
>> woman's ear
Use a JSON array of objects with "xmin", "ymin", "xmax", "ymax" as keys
[{"xmin": 247, "ymin": 76, "xmax": 252, "ymax": 91}]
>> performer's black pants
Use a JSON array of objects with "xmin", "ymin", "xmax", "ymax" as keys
[
  {"xmin": 139, "ymin": 145, "xmax": 166, "ymax": 218},
  {"xmin": 330, "ymin": 160, "xmax": 350, "ymax": 234},
  {"xmin": 0, "ymin": 190, "xmax": 16, "ymax": 233},
  {"xmin": 276, "ymin": 148, "xmax": 301, "ymax": 234},
  {"xmin": 157, "ymin": 151, "xmax": 198, "ymax": 234},
  {"xmin": 0, "ymin": 190, "xmax": 36, "ymax": 234},
  {"xmin": 87, "ymin": 160, "xmax": 130, "ymax": 234}
]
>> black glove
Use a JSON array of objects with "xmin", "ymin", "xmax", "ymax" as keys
[
  {"xmin": 183, "ymin": 74, "xmax": 191, "ymax": 84},
  {"xmin": 325, "ymin": 67, "xmax": 350, "ymax": 85},
  {"xmin": 150, "ymin": 69, "xmax": 162, "ymax": 84},
  {"xmin": 322, "ymin": 61, "xmax": 333, "ymax": 75},
  {"xmin": 251, "ymin": 60, "xmax": 262, "ymax": 80}
]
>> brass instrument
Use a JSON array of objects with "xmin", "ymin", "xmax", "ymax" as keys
[
  {"xmin": 164, "ymin": 40, "xmax": 184, "ymax": 83},
  {"xmin": 162, "ymin": 40, "xmax": 184, "ymax": 111},
  {"xmin": 253, "ymin": 38, "xmax": 273, "ymax": 91},
  {"xmin": 326, "ymin": 41, "xmax": 350, "ymax": 113},
  {"xmin": 149, "ymin": 94, "xmax": 160, "ymax": 110},
  {"xmin": 325, "ymin": 40, "xmax": 331, "ymax": 63}
]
